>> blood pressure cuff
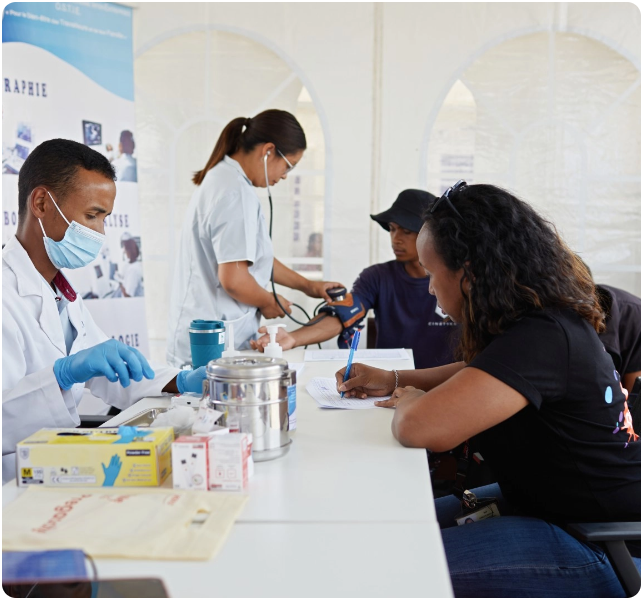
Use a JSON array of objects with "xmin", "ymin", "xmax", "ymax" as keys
[{"xmin": 318, "ymin": 293, "xmax": 366, "ymax": 349}]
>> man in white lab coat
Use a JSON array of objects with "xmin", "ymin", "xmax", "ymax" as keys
[{"xmin": 2, "ymin": 139, "xmax": 206, "ymax": 483}]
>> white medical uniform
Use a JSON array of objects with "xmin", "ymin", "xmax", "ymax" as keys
[
  {"xmin": 2, "ymin": 235, "xmax": 179, "ymax": 483},
  {"xmin": 167, "ymin": 156, "xmax": 274, "ymax": 367},
  {"xmin": 119, "ymin": 259, "xmax": 144, "ymax": 297},
  {"xmin": 112, "ymin": 153, "xmax": 137, "ymax": 182}
]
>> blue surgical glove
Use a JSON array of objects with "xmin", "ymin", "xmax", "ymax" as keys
[
  {"xmin": 101, "ymin": 454, "xmax": 122, "ymax": 486},
  {"xmin": 113, "ymin": 425, "xmax": 152, "ymax": 444},
  {"xmin": 176, "ymin": 366, "xmax": 207, "ymax": 395},
  {"xmin": 53, "ymin": 339, "xmax": 155, "ymax": 390}
]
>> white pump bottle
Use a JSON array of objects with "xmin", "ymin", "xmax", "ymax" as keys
[
  {"xmin": 264, "ymin": 324, "xmax": 286, "ymax": 358},
  {"xmin": 221, "ymin": 322, "xmax": 240, "ymax": 358}
]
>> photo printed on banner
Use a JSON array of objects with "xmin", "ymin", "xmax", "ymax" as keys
[{"xmin": 2, "ymin": 2, "xmax": 150, "ymax": 353}]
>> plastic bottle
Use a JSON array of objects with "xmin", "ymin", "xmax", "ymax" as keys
[
  {"xmin": 264, "ymin": 324, "xmax": 286, "ymax": 359},
  {"xmin": 221, "ymin": 323, "xmax": 240, "ymax": 358},
  {"xmin": 263, "ymin": 325, "xmax": 296, "ymax": 431}
]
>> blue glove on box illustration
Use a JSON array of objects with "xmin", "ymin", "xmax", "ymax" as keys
[{"xmin": 101, "ymin": 454, "xmax": 122, "ymax": 486}]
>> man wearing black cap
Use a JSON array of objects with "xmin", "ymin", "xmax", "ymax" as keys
[{"xmin": 251, "ymin": 189, "xmax": 458, "ymax": 369}]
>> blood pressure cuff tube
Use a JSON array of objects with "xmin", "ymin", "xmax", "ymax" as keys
[{"xmin": 318, "ymin": 293, "xmax": 367, "ymax": 349}]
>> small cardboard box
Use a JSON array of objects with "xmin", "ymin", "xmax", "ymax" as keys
[
  {"xmin": 172, "ymin": 428, "xmax": 232, "ymax": 490},
  {"xmin": 172, "ymin": 435, "xmax": 210, "ymax": 490},
  {"xmin": 208, "ymin": 433, "xmax": 252, "ymax": 491},
  {"xmin": 16, "ymin": 427, "xmax": 173, "ymax": 487}
]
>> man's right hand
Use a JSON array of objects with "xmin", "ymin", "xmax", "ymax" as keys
[
  {"xmin": 250, "ymin": 326, "xmax": 297, "ymax": 352},
  {"xmin": 259, "ymin": 293, "xmax": 293, "ymax": 319},
  {"xmin": 53, "ymin": 339, "xmax": 155, "ymax": 390}
]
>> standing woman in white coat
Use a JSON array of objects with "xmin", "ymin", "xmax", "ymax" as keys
[{"xmin": 167, "ymin": 109, "xmax": 343, "ymax": 367}]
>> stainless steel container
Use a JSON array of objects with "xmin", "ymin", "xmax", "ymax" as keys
[{"xmin": 203, "ymin": 356, "xmax": 295, "ymax": 461}]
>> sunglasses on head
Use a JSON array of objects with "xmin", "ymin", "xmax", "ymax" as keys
[{"xmin": 430, "ymin": 180, "xmax": 468, "ymax": 219}]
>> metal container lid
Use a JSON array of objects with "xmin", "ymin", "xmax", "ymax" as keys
[{"xmin": 206, "ymin": 356, "xmax": 288, "ymax": 381}]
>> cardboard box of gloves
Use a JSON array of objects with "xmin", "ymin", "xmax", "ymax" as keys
[{"xmin": 16, "ymin": 426, "xmax": 173, "ymax": 487}]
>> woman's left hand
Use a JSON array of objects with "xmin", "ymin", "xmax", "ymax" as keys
[
  {"xmin": 375, "ymin": 386, "xmax": 425, "ymax": 409},
  {"xmin": 305, "ymin": 280, "xmax": 345, "ymax": 302}
]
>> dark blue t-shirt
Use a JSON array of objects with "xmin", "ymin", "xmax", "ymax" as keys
[{"xmin": 351, "ymin": 260, "xmax": 459, "ymax": 369}]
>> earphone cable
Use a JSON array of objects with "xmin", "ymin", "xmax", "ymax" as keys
[{"xmin": 265, "ymin": 154, "xmax": 326, "ymax": 335}]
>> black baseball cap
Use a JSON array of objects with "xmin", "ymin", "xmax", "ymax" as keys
[{"xmin": 370, "ymin": 189, "xmax": 437, "ymax": 234}]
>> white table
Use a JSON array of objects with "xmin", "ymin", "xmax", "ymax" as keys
[
  {"xmin": 3, "ymin": 349, "xmax": 453, "ymax": 597},
  {"xmin": 87, "ymin": 522, "xmax": 451, "ymax": 598}
]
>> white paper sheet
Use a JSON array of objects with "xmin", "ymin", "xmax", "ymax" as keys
[
  {"xmin": 288, "ymin": 362, "xmax": 305, "ymax": 378},
  {"xmin": 305, "ymin": 377, "xmax": 390, "ymax": 410},
  {"xmin": 303, "ymin": 348, "xmax": 410, "ymax": 362}
]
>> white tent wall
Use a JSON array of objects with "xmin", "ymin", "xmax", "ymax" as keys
[
  {"xmin": 132, "ymin": 3, "xmax": 375, "ymax": 360},
  {"xmin": 378, "ymin": 2, "xmax": 641, "ymax": 293},
  {"xmin": 129, "ymin": 2, "xmax": 641, "ymax": 362}
]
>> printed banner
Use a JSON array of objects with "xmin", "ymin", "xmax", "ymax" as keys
[{"xmin": 2, "ymin": 2, "xmax": 149, "ymax": 354}]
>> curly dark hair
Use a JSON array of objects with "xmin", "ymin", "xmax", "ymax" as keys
[{"xmin": 423, "ymin": 183, "xmax": 604, "ymax": 363}]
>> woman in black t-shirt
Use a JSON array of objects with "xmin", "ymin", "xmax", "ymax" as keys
[{"xmin": 336, "ymin": 182, "xmax": 640, "ymax": 598}]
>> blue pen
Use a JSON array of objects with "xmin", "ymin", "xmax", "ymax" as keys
[{"xmin": 340, "ymin": 330, "xmax": 361, "ymax": 397}]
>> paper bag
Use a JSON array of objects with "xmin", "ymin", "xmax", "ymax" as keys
[{"xmin": 3, "ymin": 487, "xmax": 247, "ymax": 561}]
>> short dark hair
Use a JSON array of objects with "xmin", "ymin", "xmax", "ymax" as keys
[
  {"xmin": 120, "ymin": 130, "xmax": 135, "ymax": 154},
  {"xmin": 18, "ymin": 138, "xmax": 116, "ymax": 220}
]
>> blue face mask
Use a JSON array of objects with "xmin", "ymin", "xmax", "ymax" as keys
[{"xmin": 38, "ymin": 191, "xmax": 105, "ymax": 270}]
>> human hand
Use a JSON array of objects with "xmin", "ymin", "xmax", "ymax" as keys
[
  {"xmin": 375, "ymin": 386, "xmax": 425, "ymax": 409},
  {"xmin": 335, "ymin": 363, "xmax": 396, "ymax": 398},
  {"xmin": 53, "ymin": 339, "xmax": 155, "ymax": 390},
  {"xmin": 250, "ymin": 326, "xmax": 297, "ymax": 352},
  {"xmin": 305, "ymin": 280, "xmax": 345, "ymax": 303},
  {"xmin": 259, "ymin": 294, "xmax": 293, "ymax": 319},
  {"xmin": 176, "ymin": 366, "xmax": 207, "ymax": 395},
  {"xmin": 101, "ymin": 454, "xmax": 122, "ymax": 486}
]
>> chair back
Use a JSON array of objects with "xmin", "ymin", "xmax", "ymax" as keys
[{"xmin": 628, "ymin": 376, "xmax": 641, "ymax": 436}]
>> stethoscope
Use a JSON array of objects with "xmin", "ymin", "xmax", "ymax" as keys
[{"xmin": 263, "ymin": 152, "xmax": 345, "ymax": 328}]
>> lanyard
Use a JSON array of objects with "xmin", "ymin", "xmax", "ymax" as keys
[{"xmin": 452, "ymin": 439, "xmax": 471, "ymax": 500}]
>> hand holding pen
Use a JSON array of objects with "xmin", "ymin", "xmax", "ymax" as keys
[{"xmin": 336, "ymin": 359, "xmax": 396, "ymax": 399}]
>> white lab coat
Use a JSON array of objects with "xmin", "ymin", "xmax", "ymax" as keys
[
  {"xmin": 2, "ymin": 235, "xmax": 179, "ymax": 483},
  {"xmin": 166, "ymin": 156, "xmax": 274, "ymax": 367},
  {"xmin": 116, "ymin": 259, "xmax": 144, "ymax": 297},
  {"xmin": 112, "ymin": 153, "xmax": 137, "ymax": 182}
]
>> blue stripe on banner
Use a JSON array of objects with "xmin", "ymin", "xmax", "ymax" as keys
[{"xmin": 2, "ymin": 2, "xmax": 133, "ymax": 101}]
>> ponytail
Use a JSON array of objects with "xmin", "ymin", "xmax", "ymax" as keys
[
  {"xmin": 192, "ymin": 117, "xmax": 247, "ymax": 185},
  {"xmin": 192, "ymin": 109, "xmax": 306, "ymax": 186}
]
